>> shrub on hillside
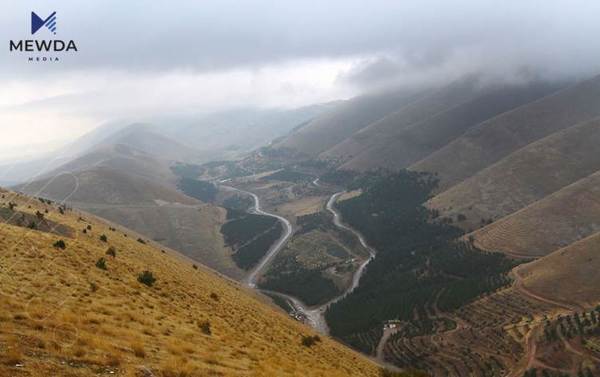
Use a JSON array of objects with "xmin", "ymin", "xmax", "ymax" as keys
[
  {"xmin": 53, "ymin": 240, "xmax": 66, "ymax": 249},
  {"xmin": 106, "ymin": 246, "xmax": 116, "ymax": 257},
  {"xmin": 138, "ymin": 271, "xmax": 156, "ymax": 287},
  {"xmin": 199, "ymin": 320, "xmax": 211, "ymax": 335},
  {"xmin": 301, "ymin": 335, "xmax": 321, "ymax": 347},
  {"xmin": 95, "ymin": 257, "xmax": 107, "ymax": 270},
  {"xmin": 99, "ymin": 234, "xmax": 108, "ymax": 242}
]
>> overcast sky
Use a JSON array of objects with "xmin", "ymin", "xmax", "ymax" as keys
[{"xmin": 1, "ymin": 0, "xmax": 600, "ymax": 161}]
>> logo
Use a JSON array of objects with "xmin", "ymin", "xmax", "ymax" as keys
[
  {"xmin": 31, "ymin": 11, "xmax": 57, "ymax": 35},
  {"xmin": 9, "ymin": 10, "xmax": 77, "ymax": 62}
]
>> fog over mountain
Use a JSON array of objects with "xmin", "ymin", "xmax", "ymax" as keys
[{"xmin": 2, "ymin": 0, "xmax": 600, "ymax": 159}]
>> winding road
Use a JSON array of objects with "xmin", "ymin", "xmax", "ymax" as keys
[{"xmin": 221, "ymin": 180, "xmax": 377, "ymax": 336}]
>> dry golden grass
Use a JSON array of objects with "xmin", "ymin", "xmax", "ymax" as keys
[
  {"xmin": 0, "ymin": 189, "xmax": 381, "ymax": 376},
  {"xmin": 87, "ymin": 202, "xmax": 243, "ymax": 280}
]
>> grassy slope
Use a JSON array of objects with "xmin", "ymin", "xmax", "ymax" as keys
[
  {"xmin": 471, "ymin": 169, "xmax": 600, "ymax": 257},
  {"xmin": 88, "ymin": 203, "xmax": 243, "ymax": 280},
  {"xmin": 0, "ymin": 188, "xmax": 381, "ymax": 377},
  {"xmin": 335, "ymin": 81, "xmax": 561, "ymax": 171},
  {"xmin": 411, "ymin": 75, "xmax": 600, "ymax": 191},
  {"xmin": 429, "ymin": 116, "xmax": 600, "ymax": 231},
  {"xmin": 516, "ymin": 230, "xmax": 600, "ymax": 308}
]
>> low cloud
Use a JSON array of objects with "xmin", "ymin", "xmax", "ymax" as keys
[{"xmin": 2, "ymin": 0, "xmax": 600, "ymax": 152}]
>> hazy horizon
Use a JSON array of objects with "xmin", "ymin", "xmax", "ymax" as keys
[{"xmin": 3, "ymin": 0, "xmax": 600, "ymax": 160}]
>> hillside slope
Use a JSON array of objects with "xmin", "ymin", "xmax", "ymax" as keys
[
  {"xmin": 0, "ymin": 188, "xmax": 383, "ymax": 377},
  {"xmin": 14, "ymin": 143, "xmax": 244, "ymax": 279},
  {"xmin": 429, "ymin": 116, "xmax": 600, "ymax": 230},
  {"xmin": 24, "ymin": 143, "xmax": 179, "ymax": 188},
  {"xmin": 88, "ymin": 203, "xmax": 244, "ymax": 280},
  {"xmin": 331, "ymin": 80, "xmax": 562, "ymax": 171},
  {"xmin": 320, "ymin": 77, "xmax": 483, "ymax": 164},
  {"xmin": 276, "ymin": 86, "xmax": 428, "ymax": 156},
  {"xmin": 411, "ymin": 75, "xmax": 600, "ymax": 190},
  {"xmin": 471, "ymin": 169, "xmax": 600, "ymax": 257}
]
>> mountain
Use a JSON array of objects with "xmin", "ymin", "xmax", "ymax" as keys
[
  {"xmin": 0, "ymin": 104, "xmax": 333, "ymax": 186},
  {"xmin": 0, "ymin": 188, "xmax": 383, "ymax": 376},
  {"xmin": 15, "ymin": 136, "xmax": 242, "ymax": 278},
  {"xmin": 19, "ymin": 143, "xmax": 179, "ymax": 191},
  {"xmin": 411, "ymin": 75, "xmax": 600, "ymax": 190},
  {"xmin": 96, "ymin": 125, "xmax": 204, "ymax": 163},
  {"xmin": 276, "ymin": 86, "xmax": 430, "ymax": 156},
  {"xmin": 330, "ymin": 80, "xmax": 563, "ymax": 171},
  {"xmin": 222, "ymin": 73, "xmax": 600, "ymax": 374},
  {"xmin": 149, "ymin": 104, "xmax": 337, "ymax": 157},
  {"xmin": 429, "ymin": 116, "xmax": 600, "ymax": 231}
]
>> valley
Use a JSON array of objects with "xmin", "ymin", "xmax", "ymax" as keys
[
  {"xmin": 192, "ymin": 74, "xmax": 600, "ymax": 375},
  {"xmin": 7, "ymin": 3, "xmax": 600, "ymax": 376},
  {"xmin": 217, "ymin": 176, "xmax": 377, "ymax": 335},
  {"xmin": 6, "ymin": 72, "xmax": 600, "ymax": 377}
]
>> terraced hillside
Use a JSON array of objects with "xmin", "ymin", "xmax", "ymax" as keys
[
  {"xmin": 470, "ymin": 170, "xmax": 600, "ymax": 258},
  {"xmin": 429, "ymin": 117, "xmax": 600, "ymax": 231},
  {"xmin": 411, "ymin": 75, "xmax": 600, "ymax": 190},
  {"xmin": 383, "ymin": 286, "xmax": 558, "ymax": 376},
  {"xmin": 0, "ymin": 188, "xmax": 385, "ymax": 376},
  {"xmin": 382, "ymin": 255, "xmax": 600, "ymax": 376}
]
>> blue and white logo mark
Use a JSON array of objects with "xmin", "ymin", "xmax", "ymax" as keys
[{"xmin": 31, "ymin": 11, "xmax": 57, "ymax": 35}]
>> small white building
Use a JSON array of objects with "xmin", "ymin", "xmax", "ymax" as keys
[{"xmin": 383, "ymin": 319, "xmax": 402, "ymax": 330}]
